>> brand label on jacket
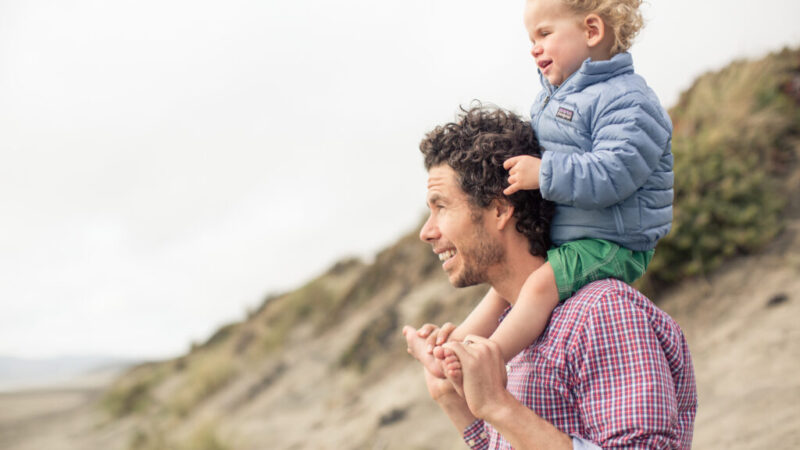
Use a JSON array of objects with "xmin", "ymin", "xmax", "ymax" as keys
[{"xmin": 556, "ymin": 107, "xmax": 574, "ymax": 122}]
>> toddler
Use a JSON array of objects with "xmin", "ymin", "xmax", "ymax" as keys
[{"xmin": 406, "ymin": 0, "xmax": 673, "ymax": 384}]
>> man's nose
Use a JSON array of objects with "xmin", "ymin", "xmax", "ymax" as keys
[{"xmin": 419, "ymin": 214, "xmax": 439, "ymax": 243}]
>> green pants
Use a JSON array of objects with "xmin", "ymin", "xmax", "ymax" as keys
[{"xmin": 547, "ymin": 239, "xmax": 654, "ymax": 301}]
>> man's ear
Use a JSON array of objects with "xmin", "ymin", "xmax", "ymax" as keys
[
  {"xmin": 584, "ymin": 13, "xmax": 605, "ymax": 48},
  {"xmin": 492, "ymin": 199, "xmax": 515, "ymax": 231}
]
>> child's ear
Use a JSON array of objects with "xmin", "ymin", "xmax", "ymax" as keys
[
  {"xmin": 584, "ymin": 13, "xmax": 605, "ymax": 47},
  {"xmin": 492, "ymin": 199, "xmax": 515, "ymax": 231}
]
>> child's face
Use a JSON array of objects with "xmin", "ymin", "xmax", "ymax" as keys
[{"xmin": 524, "ymin": 0, "xmax": 593, "ymax": 87}]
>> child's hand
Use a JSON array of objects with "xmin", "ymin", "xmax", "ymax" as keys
[
  {"xmin": 417, "ymin": 322, "xmax": 457, "ymax": 355},
  {"xmin": 503, "ymin": 155, "xmax": 542, "ymax": 195}
]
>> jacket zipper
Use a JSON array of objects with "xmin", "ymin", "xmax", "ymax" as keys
[{"xmin": 535, "ymin": 94, "xmax": 551, "ymax": 133}]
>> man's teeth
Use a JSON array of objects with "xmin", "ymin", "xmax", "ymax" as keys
[{"xmin": 438, "ymin": 250, "xmax": 456, "ymax": 261}]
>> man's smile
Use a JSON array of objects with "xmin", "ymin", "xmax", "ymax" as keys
[
  {"xmin": 437, "ymin": 248, "xmax": 456, "ymax": 261},
  {"xmin": 435, "ymin": 248, "xmax": 457, "ymax": 268}
]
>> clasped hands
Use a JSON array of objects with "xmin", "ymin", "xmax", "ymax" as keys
[{"xmin": 405, "ymin": 324, "xmax": 511, "ymax": 421}]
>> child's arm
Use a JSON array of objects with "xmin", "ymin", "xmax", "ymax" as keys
[
  {"xmin": 488, "ymin": 261, "xmax": 559, "ymax": 363},
  {"xmin": 429, "ymin": 287, "xmax": 509, "ymax": 349}
]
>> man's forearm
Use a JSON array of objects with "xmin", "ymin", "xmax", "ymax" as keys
[
  {"xmin": 436, "ymin": 391, "xmax": 477, "ymax": 432},
  {"xmin": 484, "ymin": 390, "xmax": 573, "ymax": 450}
]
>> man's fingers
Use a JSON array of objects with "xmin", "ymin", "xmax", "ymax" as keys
[
  {"xmin": 442, "ymin": 341, "xmax": 471, "ymax": 361},
  {"xmin": 463, "ymin": 335, "xmax": 495, "ymax": 347}
]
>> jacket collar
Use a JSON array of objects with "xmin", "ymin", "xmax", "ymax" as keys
[{"xmin": 539, "ymin": 52, "xmax": 634, "ymax": 97}]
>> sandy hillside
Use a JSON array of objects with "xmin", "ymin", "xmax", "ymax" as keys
[
  {"xmin": 657, "ymin": 219, "xmax": 800, "ymax": 449},
  {"xmin": 1, "ymin": 220, "xmax": 798, "ymax": 449}
]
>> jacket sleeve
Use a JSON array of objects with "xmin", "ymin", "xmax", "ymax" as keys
[{"xmin": 539, "ymin": 93, "xmax": 670, "ymax": 209}]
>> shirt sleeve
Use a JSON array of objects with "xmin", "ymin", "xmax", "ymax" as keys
[
  {"xmin": 569, "ymin": 290, "xmax": 681, "ymax": 448},
  {"xmin": 462, "ymin": 419, "xmax": 489, "ymax": 450},
  {"xmin": 539, "ymin": 92, "xmax": 670, "ymax": 209},
  {"xmin": 572, "ymin": 436, "xmax": 602, "ymax": 450}
]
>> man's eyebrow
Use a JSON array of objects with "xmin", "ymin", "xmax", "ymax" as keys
[{"xmin": 426, "ymin": 193, "xmax": 443, "ymax": 206}]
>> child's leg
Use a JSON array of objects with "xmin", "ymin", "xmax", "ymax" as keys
[
  {"xmin": 442, "ymin": 263, "xmax": 559, "ymax": 384},
  {"xmin": 490, "ymin": 262, "xmax": 559, "ymax": 361}
]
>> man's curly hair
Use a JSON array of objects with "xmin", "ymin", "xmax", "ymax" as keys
[{"xmin": 420, "ymin": 104, "xmax": 555, "ymax": 257}]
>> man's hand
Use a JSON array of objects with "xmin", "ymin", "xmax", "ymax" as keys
[
  {"xmin": 444, "ymin": 336, "xmax": 574, "ymax": 449},
  {"xmin": 503, "ymin": 155, "xmax": 542, "ymax": 195},
  {"xmin": 443, "ymin": 335, "xmax": 511, "ymax": 421},
  {"xmin": 403, "ymin": 323, "xmax": 460, "ymax": 379},
  {"xmin": 421, "ymin": 351, "xmax": 478, "ymax": 432},
  {"xmin": 415, "ymin": 322, "xmax": 457, "ymax": 354}
]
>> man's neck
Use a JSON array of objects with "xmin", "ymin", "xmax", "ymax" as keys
[{"xmin": 487, "ymin": 248, "xmax": 546, "ymax": 305}]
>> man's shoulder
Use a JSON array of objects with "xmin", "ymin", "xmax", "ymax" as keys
[
  {"xmin": 557, "ymin": 278, "xmax": 641, "ymax": 311},
  {"xmin": 551, "ymin": 279, "xmax": 674, "ymax": 333}
]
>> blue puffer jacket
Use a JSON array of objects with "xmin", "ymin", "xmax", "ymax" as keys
[{"xmin": 532, "ymin": 52, "xmax": 673, "ymax": 251}]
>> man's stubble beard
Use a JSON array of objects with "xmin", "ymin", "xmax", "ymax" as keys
[{"xmin": 452, "ymin": 217, "xmax": 505, "ymax": 288}]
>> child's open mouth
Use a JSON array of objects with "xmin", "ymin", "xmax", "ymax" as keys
[{"xmin": 538, "ymin": 60, "xmax": 552, "ymax": 72}]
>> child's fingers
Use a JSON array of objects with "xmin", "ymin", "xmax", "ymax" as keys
[
  {"xmin": 436, "ymin": 322, "xmax": 456, "ymax": 345},
  {"xmin": 503, "ymin": 156, "xmax": 520, "ymax": 170},
  {"xmin": 504, "ymin": 183, "xmax": 520, "ymax": 196},
  {"xmin": 426, "ymin": 329, "xmax": 439, "ymax": 354},
  {"xmin": 416, "ymin": 323, "xmax": 437, "ymax": 337}
]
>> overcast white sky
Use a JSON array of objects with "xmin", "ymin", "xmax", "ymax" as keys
[{"xmin": 1, "ymin": 0, "xmax": 798, "ymax": 360}]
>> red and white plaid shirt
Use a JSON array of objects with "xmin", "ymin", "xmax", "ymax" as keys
[{"xmin": 463, "ymin": 279, "xmax": 697, "ymax": 449}]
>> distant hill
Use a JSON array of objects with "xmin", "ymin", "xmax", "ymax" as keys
[
  {"xmin": 0, "ymin": 355, "xmax": 138, "ymax": 391},
  {"xmin": 2, "ymin": 47, "xmax": 798, "ymax": 450}
]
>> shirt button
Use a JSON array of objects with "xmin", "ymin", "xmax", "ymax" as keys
[
  {"xmin": 480, "ymin": 432, "xmax": 488, "ymax": 439},
  {"xmin": 468, "ymin": 439, "xmax": 476, "ymax": 446},
  {"xmin": 505, "ymin": 364, "xmax": 511, "ymax": 373}
]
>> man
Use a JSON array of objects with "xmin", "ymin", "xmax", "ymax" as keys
[{"xmin": 404, "ymin": 105, "xmax": 697, "ymax": 449}]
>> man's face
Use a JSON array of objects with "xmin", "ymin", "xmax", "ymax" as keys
[{"xmin": 419, "ymin": 164, "xmax": 504, "ymax": 287}]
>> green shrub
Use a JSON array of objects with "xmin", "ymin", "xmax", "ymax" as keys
[{"xmin": 640, "ymin": 47, "xmax": 799, "ymax": 292}]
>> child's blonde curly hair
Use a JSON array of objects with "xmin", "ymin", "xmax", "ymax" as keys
[{"xmin": 561, "ymin": 0, "xmax": 644, "ymax": 55}]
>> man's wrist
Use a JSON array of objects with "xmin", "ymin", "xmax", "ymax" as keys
[
  {"xmin": 436, "ymin": 390, "xmax": 477, "ymax": 431},
  {"xmin": 478, "ymin": 388, "xmax": 518, "ymax": 424}
]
